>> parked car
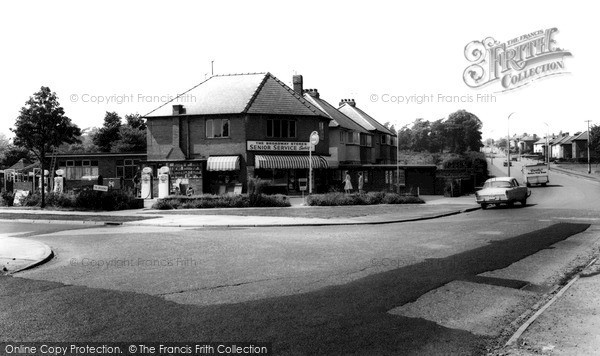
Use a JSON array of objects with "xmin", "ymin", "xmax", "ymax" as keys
[
  {"xmin": 475, "ymin": 177, "xmax": 530, "ymax": 209},
  {"xmin": 503, "ymin": 160, "xmax": 512, "ymax": 167}
]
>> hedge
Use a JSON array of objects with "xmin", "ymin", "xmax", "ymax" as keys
[
  {"xmin": 18, "ymin": 190, "xmax": 141, "ymax": 211},
  {"xmin": 306, "ymin": 192, "xmax": 424, "ymax": 206},
  {"xmin": 152, "ymin": 194, "xmax": 291, "ymax": 210}
]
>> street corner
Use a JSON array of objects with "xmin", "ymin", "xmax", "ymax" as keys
[{"xmin": 0, "ymin": 236, "xmax": 53, "ymax": 274}]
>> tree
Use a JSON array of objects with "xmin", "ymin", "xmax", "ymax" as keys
[
  {"xmin": 429, "ymin": 119, "xmax": 447, "ymax": 153},
  {"xmin": 125, "ymin": 113, "xmax": 146, "ymax": 131},
  {"xmin": 496, "ymin": 138, "xmax": 508, "ymax": 150},
  {"xmin": 111, "ymin": 125, "xmax": 146, "ymax": 152},
  {"xmin": 57, "ymin": 127, "xmax": 100, "ymax": 154},
  {"xmin": 11, "ymin": 86, "xmax": 81, "ymax": 207},
  {"xmin": 589, "ymin": 125, "xmax": 600, "ymax": 161},
  {"xmin": 445, "ymin": 110, "xmax": 483, "ymax": 153},
  {"xmin": 396, "ymin": 125, "xmax": 412, "ymax": 150},
  {"xmin": 92, "ymin": 111, "xmax": 122, "ymax": 152},
  {"xmin": 110, "ymin": 113, "xmax": 147, "ymax": 153},
  {"xmin": 409, "ymin": 119, "xmax": 432, "ymax": 152}
]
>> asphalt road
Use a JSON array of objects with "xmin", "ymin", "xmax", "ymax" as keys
[{"xmin": 1, "ymin": 164, "xmax": 600, "ymax": 354}]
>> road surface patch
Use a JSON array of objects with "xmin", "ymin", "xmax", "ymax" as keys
[
  {"xmin": 480, "ymin": 229, "xmax": 600, "ymax": 286},
  {"xmin": 388, "ymin": 280, "xmax": 537, "ymax": 337}
]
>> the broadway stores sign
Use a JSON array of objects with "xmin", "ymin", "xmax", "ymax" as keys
[{"xmin": 247, "ymin": 141, "xmax": 314, "ymax": 152}]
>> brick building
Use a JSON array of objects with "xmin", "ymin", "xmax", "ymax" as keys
[{"xmin": 144, "ymin": 73, "xmax": 332, "ymax": 194}]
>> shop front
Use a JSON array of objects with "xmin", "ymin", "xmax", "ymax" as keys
[
  {"xmin": 205, "ymin": 156, "xmax": 243, "ymax": 194},
  {"xmin": 252, "ymin": 154, "xmax": 329, "ymax": 194}
]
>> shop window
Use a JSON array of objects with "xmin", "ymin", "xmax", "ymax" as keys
[
  {"xmin": 58, "ymin": 160, "xmax": 99, "ymax": 180},
  {"xmin": 267, "ymin": 119, "xmax": 296, "ymax": 138},
  {"xmin": 206, "ymin": 119, "xmax": 230, "ymax": 138},
  {"xmin": 339, "ymin": 131, "xmax": 345, "ymax": 143},
  {"xmin": 366, "ymin": 135, "xmax": 372, "ymax": 147}
]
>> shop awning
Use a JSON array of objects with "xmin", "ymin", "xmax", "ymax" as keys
[
  {"xmin": 207, "ymin": 156, "xmax": 240, "ymax": 171},
  {"xmin": 255, "ymin": 155, "xmax": 329, "ymax": 169}
]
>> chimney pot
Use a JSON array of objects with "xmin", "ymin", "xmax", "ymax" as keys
[
  {"xmin": 304, "ymin": 88, "xmax": 319, "ymax": 98},
  {"xmin": 172, "ymin": 104, "xmax": 184, "ymax": 115}
]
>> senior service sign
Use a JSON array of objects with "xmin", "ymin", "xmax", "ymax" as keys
[
  {"xmin": 463, "ymin": 28, "xmax": 572, "ymax": 92},
  {"xmin": 247, "ymin": 140, "xmax": 314, "ymax": 152}
]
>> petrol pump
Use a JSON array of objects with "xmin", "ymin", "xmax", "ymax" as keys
[
  {"xmin": 141, "ymin": 166, "xmax": 153, "ymax": 199},
  {"xmin": 53, "ymin": 169, "xmax": 65, "ymax": 193},
  {"xmin": 157, "ymin": 166, "xmax": 171, "ymax": 198}
]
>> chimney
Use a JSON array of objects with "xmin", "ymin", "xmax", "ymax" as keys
[
  {"xmin": 172, "ymin": 104, "xmax": 185, "ymax": 115},
  {"xmin": 292, "ymin": 75, "xmax": 303, "ymax": 95},
  {"xmin": 339, "ymin": 98, "xmax": 356, "ymax": 107},
  {"xmin": 303, "ymin": 88, "xmax": 319, "ymax": 98}
]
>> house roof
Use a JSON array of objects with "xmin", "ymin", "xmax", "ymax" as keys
[
  {"xmin": 520, "ymin": 135, "xmax": 538, "ymax": 142},
  {"xmin": 572, "ymin": 131, "xmax": 589, "ymax": 141},
  {"xmin": 549, "ymin": 136, "xmax": 565, "ymax": 145},
  {"xmin": 562, "ymin": 136, "xmax": 576, "ymax": 144},
  {"xmin": 144, "ymin": 72, "xmax": 328, "ymax": 118},
  {"xmin": 303, "ymin": 92, "xmax": 369, "ymax": 134},
  {"xmin": 338, "ymin": 102, "xmax": 396, "ymax": 135},
  {"xmin": 533, "ymin": 138, "xmax": 546, "ymax": 145},
  {"xmin": 6, "ymin": 158, "xmax": 38, "ymax": 172}
]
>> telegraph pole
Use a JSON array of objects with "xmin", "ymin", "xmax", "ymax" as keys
[{"xmin": 507, "ymin": 113, "xmax": 516, "ymax": 176}]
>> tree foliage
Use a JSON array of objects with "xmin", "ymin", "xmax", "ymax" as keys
[
  {"xmin": 589, "ymin": 125, "xmax": 600, "ymax": 159},
  {"xmin": 394, "ymin": 110, "xmax": 483, "ymax": 154},
  {"xmin": 92, "ymin": 111, "xmax": 122, "ymax": 152},
  {"xmin": 11, "ymin": 86, "xmax": 81, "ymax": 207},
  {"xmin": 91, "ymin": 112, "xmax": 146, "ymax": 153},
  {"xmin": 0, "ymin": 144, "xmax": 34, "ymax": 168}
]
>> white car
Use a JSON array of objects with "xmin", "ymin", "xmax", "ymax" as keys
[{"xmin": 475, "ymin": 177, "xmax": 530, "ymax": 209}]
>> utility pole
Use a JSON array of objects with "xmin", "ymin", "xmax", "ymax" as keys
[
  {"xmin": 586, "ymin": 120, "xmax": 592, "ymax": 174},
  {"xmin": 211, "ymin": 60, "xmax": 214, "ymax": 76},
  {"xmin": 507, "ymin": 112, "xmax": 516, "ymax": 176},
  {"xmin": 544, "ymin": 122, "xmax": 549, "ymax": 170}
]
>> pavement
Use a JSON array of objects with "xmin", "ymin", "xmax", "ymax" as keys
[{"xmin": 0, "ymin": 232, "xmax": 52, "ymax": 274}]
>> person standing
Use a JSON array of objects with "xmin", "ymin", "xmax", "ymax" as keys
[
  {"xmin": 358, "ymin": 172, "xmax": 364, "ymax": 194},
  {"xmin": 344, "ymin": 171, "xmax": 353, "ymax": 193}
]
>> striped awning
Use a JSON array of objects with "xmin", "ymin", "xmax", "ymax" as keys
[
  {"xmin": 207, "ymin": 156, "xmax": 240, "ymax": 171},
  {"xmin": 255, "ymin": 155, "xmax": 329, "ymax": 169}
]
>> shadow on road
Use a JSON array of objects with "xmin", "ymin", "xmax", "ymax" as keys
[
  {"xmin": 528, "ymin": 184, "xmax": 563, "ymax": 188},
  {"xmin": 0, "ymin": 223, "xmax": 590, "ymax": 355}
]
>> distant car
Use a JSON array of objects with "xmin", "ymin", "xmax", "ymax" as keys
[
  {"xmin": 475, "ymin": 177, "xmax": 530, "ymax": 209},
  {"xmin": 511, "ymin": 156, "xmax": 518, "ymax": 161},
  {"xmin": 503, "ymin": 161, "xmax": 512, "ymax": 167}
]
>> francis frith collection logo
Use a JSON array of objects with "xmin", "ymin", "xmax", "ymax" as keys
[{"xmin": 463, "ymin": 28, "xmax": 571, "ymax": 92}]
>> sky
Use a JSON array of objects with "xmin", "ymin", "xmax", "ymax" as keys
[{"xmin": 1, "ymin": 0, "xmax": 597, "ymax": 142}]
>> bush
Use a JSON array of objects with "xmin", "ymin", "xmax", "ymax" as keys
[
  {"xmin": 306, "ymin": 192, "xmax": 424, "ymax": 206},
  {"xmin": 442, "ymin": 156, "xmax": 468, "ymax": 169},
  {"xmin": 152, "ymin": 193, "xmax": 290, "ymax": 209},
  {"xmin": 1, "ymin": 190, "xmax": 14, "ymax": 206},
  {"xmin": 73, "ymin": 190, "xmax": 140, "ymax": 211},
  {"xmin": 23, "ymin": 193, "xmax": 42, "ymax": 206}
]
